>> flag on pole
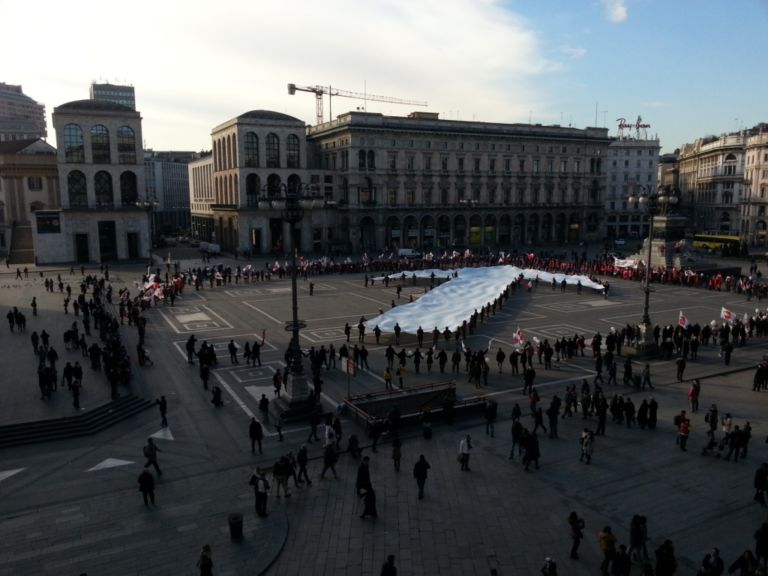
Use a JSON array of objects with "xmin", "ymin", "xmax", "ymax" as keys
[
  {"xmin": 720, "ymin": 307, "xmax": 734, "ymax": 323},
  {"xmin": 678, "ymin": 310, "xmax": 689, "ymax": 328},
  {"xmin": 511, "ymin": 327, "xmax": 525, "ymax": 347}
]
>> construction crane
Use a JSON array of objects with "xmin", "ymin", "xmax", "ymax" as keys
[{"xmin": 287, "ymin": 83, "xmax": 428, "ymax": 125}]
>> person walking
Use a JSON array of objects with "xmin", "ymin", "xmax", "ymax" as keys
[
  {"xmin": 678, "ymin": 418, "xmax": 690, "ymax": 451},
  {"xmin": 655, "ymin": 539, "xmax": 678, "ymax": 576},
  {"xmin": 249, "ymin": 468, "xmax": 270, "ymax": 517},
  {"xmin": 568, "ymin": 511, "xmax": 585, "ymax": 559},
  {"xmin": 458, "ymin": 434, "xmax": 472, "ymax": 471},
  {"xmin": 156, "ymin": 396, "xmax": 168, "ymax": 427},
  {"xmin": 249, "ymin": 417, "xmax": 264, "ymax": 455},
  {"xmin": 611, "ymin": 544, "xmax": 631, "ymax": 576},
  {"xmin": 297, "ymin": 445, "xmax": 312, "ymax": 486},
  {"xmin": 580, "ymin": 428, "xmax": 594, "ymax": 464},
  {"xmin": 197, "ymin": 544, "xmax": 213, "ymax": 576},
  {"xmin": 676, "ymin": 356, "xmax": 686, "ymax": 382},
  {"xmin": 320, "ymin": 444, "xmax": 339, "ymax": 479},
  {"xmin": 754, "ymin": 463, "xmax": 768, "ymax": 506},
  {"xmin": 413, "ymin": 454, "xmax": 430, "ymax": 500},
  {"xmin": 143, "ymin": 438, "xmax": 163, "ymax": 475}
]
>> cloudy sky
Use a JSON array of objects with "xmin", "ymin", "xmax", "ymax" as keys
[{"xmin": 3, "ymin": 0, "xmax": 767, "ymax": 152}]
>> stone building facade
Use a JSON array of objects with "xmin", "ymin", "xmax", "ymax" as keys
[
  {"xmin": 0, "ymin": 138, "xmax": 58, "ymax": 261},
  {"xmin": 678, "ymin": 132, "xmax": 745, "ymax": 235},
  {"xmin": 34, "ymin": 99, "xmax": 149, "ymax": 263},
  {"xmin": 191, "ymin": 109, "xmax": 611, "ymax": 255},
  {"xmin": 742, "ymin": 133, "xmax": 768, "ymax": 246},
  {"xmin": 603, "ymin": 137, "xmax": 661, "ymax": 240}
]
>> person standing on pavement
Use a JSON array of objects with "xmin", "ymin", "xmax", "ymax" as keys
[
  {"xmin": 143, "ymin": 438, "xmax": 163, "ymax": 475},
  {"xmin": 654, "ymin": 539, "xmax": 678, "ymax": 576},
  {"xmin": 598, "ymin": 526, "xmax": 616, "ymax": 575},
  {"xmin": 380, "ymin": 554, "xmax": 397, "ymax": 576},
  {"xmin": 249, "ymin": 417, "xmax": 264, "ymax": 455},
  {"xmin": 138, "ymin": 469, "xmax": 155, "ymax": 507},
  {"xmin": 356, "ymin": 456, "xmax": 372, "ymax": 495},
  {"xmin": 413, "ymin": 454, "xmax": 430, "ymax": 499},
  {"xmin": 320, "ymin": 443, "xmax": 339, "ymax": 479},
  {"xmin": 568, "ymin": 511, "xmax": 585, "ymax": 559},
  {"xmin": 458, "ymin": 434, "xmax": 472, "ymax": 471},
  {"xmin": 611, "ymin": 544, "xmax": 631, "ymax": 576},
  {"xmin": 249, "ymin": 468, "xmax": 270, "ymax": 517},
  {"xmin": 156, "ymin": 396, "xmax": 168, "ymax": 427},
  {"xmin": 676, "ymin": 356, "xmax": 686, "ymax": 382},
  {"xmin": 196, "ymin": 544, "xmax": 213, "ymax": 576},
  {"xmin": 228, "ymin": 339, "xmax": 239, "ymax": 364},
  {"xmin": 391, "ymin": 435, "xmax": 402, "ymax": 472}
]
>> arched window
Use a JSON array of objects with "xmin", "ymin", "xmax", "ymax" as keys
[
  {"xmin": 244, "ymin": 132, "xmax": 259, "ymax": 167},
  {"xmin": 91, "ymin": 125, "xmax": 110, "ymax": 163},
  {"xmin": 120, "ymin": 171, "xmax": 138, "ymax": 205},
  {"xmin": 94, "ymin": 171, "xmax": 114, "ymax": 206},
  {"xmin": 287, "ymin": 134, "xmax": 300, "ymax": 169},
  {"xmin": 117, "ymin": 126, "xmax": 136, "ymax": 164},
  {"xmin": 367, "ymin": 150, "xmax": 375, "ymax": 170},
  {"xmin": 266, "ymin": 133, "xmax": 280, "ymax": 168},
  {"xmin": 359, "ymin": 150, "xmax": 366, "ymax": 170},
  {"xmin": 245, "ymin": 174, "xmax": 260, "ymax": 205},
  {"xmin": 64, "ymin": 124, "xmax": 84, "ymax": 163},
  {"xmin": 68, "ymin": 170, "xmax": 88, "ymax": 207}
]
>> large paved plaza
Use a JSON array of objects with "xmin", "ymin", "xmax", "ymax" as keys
[{"xmin": 0, "ymin": 256, "xmax": 766, "ymax": 575}]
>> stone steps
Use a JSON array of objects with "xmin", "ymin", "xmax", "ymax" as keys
[{"xmin": 0, "ymin": 394, "xmax": 155, "ymax": 448}]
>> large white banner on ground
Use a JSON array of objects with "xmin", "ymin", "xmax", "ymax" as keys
[{"xmin": 365, "ymin": 266, "xmax": 604, "ymax": 334}]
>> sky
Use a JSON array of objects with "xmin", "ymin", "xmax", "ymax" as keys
[{"xmin": 3, "ymin": 0, "xmax": 767, "ymax": 153}]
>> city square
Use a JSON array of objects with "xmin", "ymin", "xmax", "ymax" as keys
[{"xmin": 0, "ymin": 254, "xmax": 766, "ymax": 575}]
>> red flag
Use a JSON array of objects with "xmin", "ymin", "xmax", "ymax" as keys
[{"xmin": 678, "ymin": 310, "xmax": 689, "ymax": 328}]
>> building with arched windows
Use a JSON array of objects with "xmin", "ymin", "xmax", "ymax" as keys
[
  {"xmin": 34, "ymin": 99, "xmax": 150, "ymax": 263},
  {"xmin": 678, "ymin": 132, "xmax": 751, "ymax": 235},
  {"xmin": 191, "ymin": 109, "xmax": 611, "ymax": 255},
  {"xmin": 742, "ymin": 132, "xmax": 768, "ymax": 246}
]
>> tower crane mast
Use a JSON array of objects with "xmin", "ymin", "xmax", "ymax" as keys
[{"xmin": 287, "ymin": 83, "xmax": 427, "ymax": 125}]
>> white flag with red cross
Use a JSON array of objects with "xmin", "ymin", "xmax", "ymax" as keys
[
  {"xmin": 511, "ymin": 327, "xmax": 525, "ymax": 347},
  {"xmin": 720, "ymin": 307, "xmax": 734, "ymax": 323},
  {"xmin": 678, "ymin": 310, "xmax": 689, "ymax": 328}
]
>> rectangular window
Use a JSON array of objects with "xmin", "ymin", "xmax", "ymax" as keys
[
  {"xmin": 424, "ymin": 188, "xmax": 432, "ymax": 205},
  {"xmin": 489, "ymin": 158, "xmax": 496, "ymax": 173},
  {"xmin": 388, "ymin": 153, "xmax": 397, "ymax": 171},
  {"xmin": 441, "ymin": 156, "xmax": 448, "ymax": 172},
  {"xmin": 406, "ymin": 189, "xmax": 415, "ymax": 205},
  {"xmin": 474, "ymin": 158, "xmax": 481, "ymax": 173},
  {"xmin": 425, "ymin": 156, "xmax": 432, "ymax": 171},
  {"xmin": 388, "ymin": 189, "xmax": 397, "ymax": 206},
  {"xmin": 504, "ymin": 159, "xmax": 511, "ymax": 172},
  {"xmin": 407, "ymin": 155, "xmax": 415, "ymax": 171},
  {"xmin": 27, "ymin": 176, "xmax": 43, "ymax": 190},
  {"xmin": 533, "ymin": 160, "xmax": 539, "ymax": 173},
  {"xmin": 519, "ymin": 159, "xmax": 526, "ymax": 172},
  {"xmin": 574, "ymin": 160, "xmax": 581, "ymax": 173},
  {"xmin": 458, "ymin": 158, "xmax": 465, "ymax": 173}
]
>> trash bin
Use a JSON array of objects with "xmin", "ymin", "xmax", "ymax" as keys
[{"xmin": 228, "ymin": 513, "xmax": 243, "ymax": 540}]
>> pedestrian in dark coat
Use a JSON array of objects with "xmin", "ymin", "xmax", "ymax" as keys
[
  {"xmin": 413, "ymin": 454, "xmax": 430, "ymax": 499},
  {"xmin": 156, "ymin": 396, "xmax": 168, "ymax": 427},
  {"xmin": 197, "ymin": 544, "xmax": 213, "ymax": 576},
  {"xmin": 138, "ymin": 469, "xmax": 155, "ymax": 506},
  {"xmin": 250, "ymin": 417, "xmax": 264, "ymax": 454},
  {"xmin": 568, "ymin": 511, "xmax": 585, "ymax": 559},
  {"xmin": 356, "ymin": 456, "xmax": 372, "ymax": 495}
]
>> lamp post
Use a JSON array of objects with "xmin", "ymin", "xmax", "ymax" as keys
[
  {"xmin": 136, "ymin": 196, "xmax": 159, "ymax": 255},
  {"xmin": 261, "ymin": 181, "xmax": 316, "ymax": 406},
  {"xmin": 627, "ymin": 185, "xmax": 680, "ymax": 334}
]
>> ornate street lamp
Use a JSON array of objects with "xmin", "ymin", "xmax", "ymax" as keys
[{"xmin": 627, "ymin": 185, "xmax": 680, "ymax": 335}]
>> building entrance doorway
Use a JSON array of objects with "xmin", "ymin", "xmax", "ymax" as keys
[{"xmin": 98, "ymin": 221, "xmax": 118, "ymax": 261}]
